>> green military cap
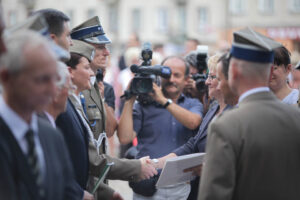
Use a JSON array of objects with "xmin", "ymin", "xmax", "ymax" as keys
[
  {"xmin": 230, "ymin": 27, "xmax": 282, "ymax": 63},
  {"xmin": 5, "ymin": 14, "xmax": 70, "ymax": 61},
  {"xmin": 70, "ymin": 39, "xmax": 95, "ymax": 62},
  {"xmin": 70, "ymin": 16, "xmax": 111, "ymax": 44}
]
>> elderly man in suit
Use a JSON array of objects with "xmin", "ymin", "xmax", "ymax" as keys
[
  {"xmin": 0, "ymin": 29, "xmax": 81, "ymax": 200},
  {"xmin": 198, "ymin": 28, "xmax": 300, "ymax": 200}
]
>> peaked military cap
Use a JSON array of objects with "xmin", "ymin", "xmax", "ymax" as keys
[
  {"xmin": 230, "ymin": 27, "xmax": 282, "ymax": 63},
  {"xmin": 5, "ymin": 14, "xmax": 70, "ymax": 61},
  {"xmin": 70, "ymin": 16, "xmax": 111, "ymax": 44},
  {"xmin": 70, "ymin": 40, "xmax": 95, "ymax": 62}
]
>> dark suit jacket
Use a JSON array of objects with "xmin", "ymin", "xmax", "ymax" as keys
[
  {"xmin": 56, "ymin": 99, "xmax": 89, "ymax": 195},
  {"xmin": 198, "ymin": 92, "xmax": 300, "ymax": 200},
  {"xmin": 174, "ymin": 103, "xmax": 220, "ymax": 156},
  {"xmin": 0, "ymin": 117, "xmax": 81, "ymax": 200}
]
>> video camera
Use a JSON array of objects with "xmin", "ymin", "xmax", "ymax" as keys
[
  {"xmin": 187, "ymin": 45, "xmax": 209, "ymax": 93},
  {"xmin": 122, "ymin": 42, "xmax": 172, "ymax": 104},
  {"xmin": 191, "ymin": 73, "xmax": 207, "ymax": 92},
  {"xmin": 96, "ymin": 69, "xmax": 104, "ymax": 83}
]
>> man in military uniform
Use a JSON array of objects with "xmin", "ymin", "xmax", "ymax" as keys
[
  {"xmin": 71, "ymin": 17, "xmax": 157, "ymax": 200},
  {"xmin": 198, "ymin": 28, "xmax": 300, "ymax": 200}
]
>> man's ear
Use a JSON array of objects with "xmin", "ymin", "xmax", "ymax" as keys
[
  {"xmin": 184, "ymin": 75, "xmax": 190, "ymax": 85},
  {"xmin": 50, "ymin": 33, "xmax": 57, "ymax": 42},
  {"xmin": 286, "ymin": 64, "xmax": 292, "ymax": 74},
  {"xmin": 67, "ymin": 66, "xmax": 73, "ymax": 79},
  {"xmin": 269, "ymin": 65, "xmax": 274, "ymax": 82},
  {"xmin": 230, "ymin": 62, "xmax": 239, "ymax": 81}
]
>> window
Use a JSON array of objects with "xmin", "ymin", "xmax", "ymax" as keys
[
  {"xmin": 157, "ymin": 8, "xmax": 168, "ymax": 32},
  {"xmin": 131, "ymin": 9, "xmax": 141, "ymax": 32},
  {"xmin": 87, "ymin": 9, "xmax": 96, "ymax": 19},
  {"xmin": 258, "ymin": 0, "xmax": 274, "ymax": 14},
  {"xmin": 197, "ymin": 7, "xmax": 208, "ymax": 31},
  {"xmin": 289, "ymin": 0, "xmax": 300, "ymax": 12},
  {"xmin": 178, "ymin": 5, "xmax": 186, "ymax": 34},
  {"xmin": 229, "ymin": 0, "xmax": 246, "ymax": 15},
  {"xmin": 66, "ymin": 10, "xmax": 74, "ymax": 27},
  {"xmin": 108, "ymin": 4, "xmax": 118, "ymax": 32}
]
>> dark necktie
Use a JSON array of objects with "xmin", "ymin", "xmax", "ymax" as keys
[{"xmin": 25, "ymin": 129, "xmax": 44, "ymax": 198}]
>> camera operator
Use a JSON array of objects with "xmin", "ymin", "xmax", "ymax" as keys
[
  {"xmin": 117, "ymin": 56, "xmax": 203, "ymax": 199},
  {"xmin": 184, "ymin": 50, "xmax": 209, "ymax": 114}
]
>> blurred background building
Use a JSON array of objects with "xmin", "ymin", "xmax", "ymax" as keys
[{"xmin": 2, "ymin": 0, "xmax": 300, "ymax": 55}]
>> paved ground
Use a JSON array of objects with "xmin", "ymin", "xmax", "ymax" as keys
[
  {"xmin": 109, "ymin": 180, "xmax": 133, "ymax": 200},
  {"xmin": 107, "ymin": 135, "xmax": 133, "ymax": 200}
]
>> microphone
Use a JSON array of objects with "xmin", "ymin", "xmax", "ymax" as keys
[
  {"xmin": 130, "ymin": 64, "xmax": 139, "ymax": 73},
  {"xmin": 130, "ymin": 64, "xmax": 172, "ymax": 79}
]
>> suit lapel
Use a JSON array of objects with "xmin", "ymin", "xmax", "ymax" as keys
[
  {"xmin": 69, "ymin": 95, "xmax": 89, "ymax": 123},
  {"xmin": 89, "ymin": 84, "xmax": 106, "ymax": 130},
  {"xmin": 197, "ymin": 104, "xmax": 219, "ymax": 140},
  {"xmin": 0, "ymin": 117, "xmax": 38, "ymax": 199},
  {"xmin": 90, "ymin": 85, "xmax": 102, "ymax": 111},
  {"xmin": 68, "ymin": 98, "xmax": 89, "ymax": 144},
  {"xmin": 37, "ymin": 122, "xmax": 50, "ymax": 198}
]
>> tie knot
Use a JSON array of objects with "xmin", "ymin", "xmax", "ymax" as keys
[{"xmin": 25, "ymin": 129, "xmax": 34, "ymax": 143}]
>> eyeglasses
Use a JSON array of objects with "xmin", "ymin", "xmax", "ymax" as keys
[{"xmin": 207, "ymin": 75, "xmax": 217, "ymax": 80}]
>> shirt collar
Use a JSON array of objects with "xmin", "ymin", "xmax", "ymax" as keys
[
  {"xmin": 238, "ymin": 87, "xmax": 270, "ymax": 104},
  {"xmin": 177, "ymin": 93, "xmax": 186, "ymax": 103},
  {"xmin": 71, "ymin": 93, "xmax": 82, "ymax": 106},
  {"xmin": 44, "ymin": 111, "xmax": 56, "ymax": 128},
  {"xmin": 0, "ymin": 96, "xmax": 39, "ymax": 142}
]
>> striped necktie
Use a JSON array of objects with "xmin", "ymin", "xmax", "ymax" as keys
[{"xmin": 25, "ymin": 129, "xmax": 44, "ymax": 198}]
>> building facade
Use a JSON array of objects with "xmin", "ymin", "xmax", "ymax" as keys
[{"xmin": 2, "ymin": 0, "xmax": 300, "ymax": 54}]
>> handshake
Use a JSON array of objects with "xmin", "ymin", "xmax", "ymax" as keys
[
  {"xmin": 138, "ymin": 156, "xmax": 161, "ymax": 180},
  {"xmin": 138, "ymin": 155, "xmax": 203, "ymax": 181}
]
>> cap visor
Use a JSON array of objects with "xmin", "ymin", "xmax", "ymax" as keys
[{"xmin": 83, "ymin": 34, "xmax": 111, "ymax": 44}]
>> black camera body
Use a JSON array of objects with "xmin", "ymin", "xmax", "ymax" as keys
[
  {"xmin": 192, "ymin": 73, "xmax": 207, "ymax": 92},
  {"xmin": 123, "ymin": 42, "xmax": 172, "ymax": 105},
  {"xmin": 96, "ymin": 69, "xmax": 104, "ymax": 83}
]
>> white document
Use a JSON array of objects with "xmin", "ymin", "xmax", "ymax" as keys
[{"xmin": 156, "ymin": 153, "xmax": 205, "ymax": 188}]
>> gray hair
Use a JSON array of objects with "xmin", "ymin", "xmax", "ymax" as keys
[
  {"xmin": 0, "ymin": 30, "xmax": 53, "ymax": 74},
  {"xmin": 235, "ymin": 58, "xmax": 272, "ymax": 81},
  {"xmin": 56, "ymin": 61, "xmax": 70, "ymax": 88}
]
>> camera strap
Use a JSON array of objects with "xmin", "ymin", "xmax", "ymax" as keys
[{"xmin": 120, "ymin": 90, "xmax": 134, "ymax": 100}]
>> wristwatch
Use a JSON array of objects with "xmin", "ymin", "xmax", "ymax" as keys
[{"xmin": 163, "ymin": 99, "xmax": 172, "ymax": 108}]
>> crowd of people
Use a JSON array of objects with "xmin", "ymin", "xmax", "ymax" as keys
[{"xmin": 0, "ymin": 6, "xmax": 300, "ymax": 200}]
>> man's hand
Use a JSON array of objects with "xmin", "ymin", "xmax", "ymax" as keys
[
  {"xmin": 183, "ymin": 164, "xmax": 203, "ymax": 176},
  {"xmin": 83, "ymin": 190, "xmax": 94, "ymax": 200},
  {"xmin": 139, "ymin": 156, "xmax": 158, "ymax": 180},
  {"xmin": 110, "ymin": 192, "xmax": 124, "ymax": 200},
  {"xmin": 185, "ymin": 78, "xmax": 196, "ymax": 90},
  {"xmin": 149, "ymin": 83, "xmax": 167, "ymax": 105},
  {"xmin": 98, "ymin": 81, "xmax": 105, "ymax": 98}
]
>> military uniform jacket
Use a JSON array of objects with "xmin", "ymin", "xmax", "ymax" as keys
[
  {"xmin": 82, "ymin": 83, "xmax": 106, "ymax": 141},
  {"xmin": 79, "ymin": 89, "xmax": 142, "ymax": 199},
  {"xmin": 198, "ymin": 91, "xmax": 300, "ymax": 200}
]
